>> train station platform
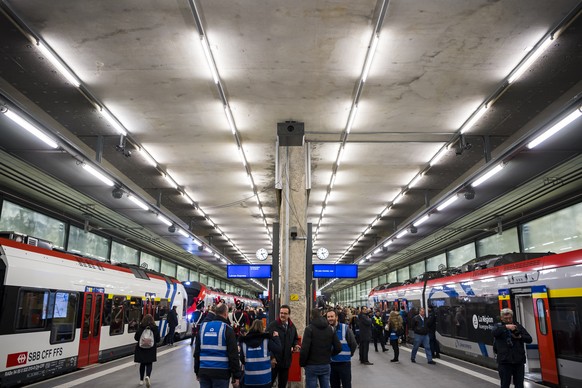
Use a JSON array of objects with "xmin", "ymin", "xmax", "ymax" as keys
[{"xmin": 28, "ymin": 339, "xmax": 546, "ymax": 388}]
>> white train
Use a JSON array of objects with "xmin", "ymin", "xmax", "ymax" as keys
[
  {"xmin": 0, "ymin": 231, "xmax": 190, "ymax": 387},
  {"xmin": 368, "ymin": 249, "xmax": 582, "ymax": 388}
]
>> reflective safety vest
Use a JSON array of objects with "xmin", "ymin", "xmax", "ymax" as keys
[
  {"xmin": 242, "ymin": 338, "xmax": 271, "ymax": 386},
  {"xmin": 331, "ymin": 323, "xmax": 351, "ymax": 363},
  {"xmin": 199, "ymin": 321, "xmax": 229, "ymax": 370}
]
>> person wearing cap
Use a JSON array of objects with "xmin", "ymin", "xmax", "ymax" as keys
[{"xmin": 166, "ymin": 305, "xmax": 179, "ymax": 346}]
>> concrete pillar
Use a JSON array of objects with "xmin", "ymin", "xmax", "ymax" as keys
[{"xmin": 278, "ymin": 145, "xmax": 308, "ymax": 387}]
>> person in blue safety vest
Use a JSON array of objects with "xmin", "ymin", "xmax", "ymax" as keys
[
  {"xmin": 239, "ymin": 319, "xmax": 282, "ymax": 388},
  {"xmin": 326, "ymin": 309, "xmax": 358, "ymax": 388},
  {"xmin": 194, "ymin": 303, "xmax": 242, "ymax": 388}
]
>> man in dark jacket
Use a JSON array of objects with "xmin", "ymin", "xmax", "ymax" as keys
[
  {"xmin": 300, "ymin": 309, "xmax": 342, "ymax": 388},
  {"xmin": 358, "ymin": 306, "xmax": 373, "ymax": 365},
  {"xmin": 410, "ymin": 307, "xmax": 435, "ymax": 364},
  {"xmin": 166, "ymin": 305, "xmax": 179, "ymax": 346},
  {"xmin": 492, "ymin": 308, "xmax": 533, "ymax": 388},
  {"xmin": 267, "ymin": 305, "xmax": 300, "ymax": 388},
  {"xmin": 194, "ymin": 303, "xmax": 242, "ymax": 388}
]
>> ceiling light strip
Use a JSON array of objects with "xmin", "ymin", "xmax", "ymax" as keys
[
  {"xmin": 189, "ymin": 2, "xmax": 269, "ymax": 245},
  {"xmin": 2, "ymin": 108, "xmax": 59, "ymax": 149}
]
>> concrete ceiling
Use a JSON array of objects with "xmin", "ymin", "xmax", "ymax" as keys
[{"xmin": 0, "ymin": 0, "xmax": 581, "ymax": 293}]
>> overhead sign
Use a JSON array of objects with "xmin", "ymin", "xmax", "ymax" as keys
[
  {"xmin": 227, "ymin": 264, "xmax": 272, "ymax": 279},
  {"xmin": 312, "ymin": 264, "xmax": 358, "ymax": 279}
]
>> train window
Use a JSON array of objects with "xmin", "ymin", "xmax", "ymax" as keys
[
  {"xmin": 50, "ymin": 292, "xmax": 78, "ymax": 343},
  {"xmin": 16, "ymin": 289, "xmax": 49, "ymax": 330},
  {"xmin": 109, "ymin": 296, "xmax": 125, "ymax": 336},
  {"xmin": 536, "ymin": 299, "xmax": 547, "ymax": 335},
  {"xmin": 93, "ymin": 294, "xmax": 103, "ymax": 338},
  {"xmin": 549, "ymin": 297, "xmax": 582, "ymax": 362},
  {"xmin": 126, "ymin": 297, "xmax": 143, "ymax": 333},
  {"xmin": 182, "ymin": 299, "xmax": 187, "ymax": 317},
  {"xmin": 155, "ymin": 299, "xmax": 169, "ymax": 321}
]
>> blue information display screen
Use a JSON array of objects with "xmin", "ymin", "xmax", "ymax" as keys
[
  {"xmin": 312, "ymin": 264, "xmax": 358, "ymax": 278},
  {"xmin": 227, "ymin": 264, "xmax": 272, "ymax": 279}
]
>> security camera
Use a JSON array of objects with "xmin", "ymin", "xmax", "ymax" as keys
[
  {"xmin": 464, "ymin": 188, "xmax": 475, "ymax": 200},
  {"xmin": 409, "ymin": 226, "xmax": 418, "ymax": 234},
  {"xmin": 111, "ymin": 187, "xmax": 124, "ymax": 199},
  {"xmin": 290, "ymin": 226, "xmax": 298, "ymax": 240},
  {"xmin": 168, "ymin": 225, "xmax": 176, "ymax": 233}
]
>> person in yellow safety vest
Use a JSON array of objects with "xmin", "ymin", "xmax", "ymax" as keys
[{"xmin": 372, "ymin": 310, "xmax": 388, "ymax": 352}]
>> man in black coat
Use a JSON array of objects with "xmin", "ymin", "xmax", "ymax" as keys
[
  {"xmin": 300, "ymin": 309, "xmax": 342, "ymax": 387},
  {"xmin": 267, "ymin": 304, "xmax": 300, "ymax": 388},
  {"xmin": 410, "ymin": 307, "xmax": 435, "ymax": 364},
  {"xmin": 358, "ymin": 306, "xmax": 373, "ymax": 365},
  {"xmin": 166, "ymin": 305, "xmax": 179, "ymax": 346},
  {"xmin": 492, "ymin": 308, "xmax": 533, "ymax": 388}
]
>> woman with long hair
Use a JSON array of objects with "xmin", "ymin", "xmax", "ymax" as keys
[
  {"xmin": 239, "ymin": 319, "xmax": 282, "ymax": 388},
  {"xmin": 134, "ymin": 314, "xmax": 161, "ymax": 387},
  {"xmin": 387, "ymin": 310, "xmax": 404, "ymax": 362}
]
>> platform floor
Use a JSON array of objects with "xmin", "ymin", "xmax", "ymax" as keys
[{"xmin": 28, "ymin": 340, "xmax": 547, "ymax": 388}]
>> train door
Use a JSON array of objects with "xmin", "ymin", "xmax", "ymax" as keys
[
  {"xmin": 77, "ymin": 292, "xmax": 104, "ymax": 367},
  {"xmin": 507, "ymin": 286, "xmax": 559, "ymax": 386}
]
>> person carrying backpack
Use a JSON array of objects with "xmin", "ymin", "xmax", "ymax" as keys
[{"xmin": 135, "ymin": 314, "xmax": 161, "ymax": 387}]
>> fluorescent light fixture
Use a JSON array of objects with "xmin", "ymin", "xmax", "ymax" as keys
[
  {"xmin": 330, "ymin": 173, "xmax": 337, "ymax": 188},
  {"xmin": 362, "ymin": 34, "xmax": 379, "ymax": 82},
  {"xmin": 508, "ymin": 37, "xmax": 553, "ymax": 84},
  {"xmin": 429, "ymin": 146, "xmax": 449, "ymax": 166},
  {"xmin": 138, "ymin": 147, "xmax": 157, "ymax": 167},
  {"xmin": 157, "ymin": 214, "xmax": 172, "ymax": 226},
  {"xmin": 203, "ymin": 246, "xmax": 212, "ymax": 253},
  {"xmin": 238, "ymin": 146, "xmax": 246, "ymax": 166},
  {"xmin": 396, "ymin": 230, "xmax": 408, "ymax": 239},
  {"xmin": 393, "ymin": 192, "xmax": 404, "ymax": 204},
  {"xmin": 366, "ymin": 254, "xmax": 372, "ymax": 260},
  {"xmin": 3, "ymin": 109, "xmax": 59, "ymax": 149},
  {"xmin": 461, "ymin": 105, "xmax": 488, "ymax": 134},
  {"xmin": 383, "ymin": 240, "xmax": 392, "ymax": 248},
  {"xmin": 374, "ymin": 247, "xmax": 381, "ymax": 254},
  {"xmin": 192, "ymin": 238, "xmax": 202, "ymax": 247},
  {"xmin": 225, "ymin": 106, "xmax": 236, "ymax": 134},
  {"xmin": 214, "ymin": 253, "xmax": 220, "ymax": 258},
  {"xmin": 413, "ymin": 214, "xmax": 430, "ymax": 227},
  {"xmin": 471, "ymin": 163, "xmax": 504, "ymax": 187},
  {"xmin": 346, "ymin": 105, "xmax": 358, "ymax": 134},
  {"xmin": 37, "ymin": 42, "xmax": 80, "ymax": 87},
  {"xmin": 337, "ymin": 146, "xmax": 345, "ymax": 167},
  {"xmin": 409, "ymin": 173, "xmax": 423, "ymax": 188},
  {"xmin": 201, "ymin": 36, "xmax": 219, "ymax": 84},
  {"xmin": 371, "ymin": 217, "xmax": 380, "ymax": 227},
  {"xmin": 127, "ymin": 194, "xmax": 149, "ymax": 211},
  {"xmin": 178, "ymin": 229, "xmax": 189, "ymax": 238},
  {"xmin": 164, "ymin": 173, "xmax": 178, "ymax": 189},
  {"xmin": 82, "ymin": 164, "xmax": 114, "ymax": 186},
  {"xmin": 527, "ymin": 108, "xmax": 582, "ymax": 149},
  {"xmin": 436, "ymin": 195, "xmax": 458, "ymax": 211},
  {"xmin": 380, "ymin": 207, "xmax": 390, "ymax": 217},
  {"xmin": 100, "ymin": 108, "xmax": 127, "ymax": 136},
  {"xmin": 182, "ymin": 192, "xmax": 194, "ymax": 205},
  {"xmin": 359, "ymin": 259, "xmax": 365, "ymax": 264}
]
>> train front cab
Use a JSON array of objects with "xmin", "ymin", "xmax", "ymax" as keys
[{"xmin": 498, "ymin": 286, "xmax": 559, "ymax": 386}]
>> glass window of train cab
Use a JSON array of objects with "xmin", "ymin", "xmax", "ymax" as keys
[
  {"xmin": 126, "ymin": 297, "xmax": 142, "ymax": 333},
  {"xmin": 50, "ymin": 291, "xmax": 78, "ymax": 343},
  {"xmin": 16, "ymin": 289, "xmax": 49, "ymax": 330},
  {"xmin": 109, "ymin": 296, "xmax": 125, "ymax": 335}
]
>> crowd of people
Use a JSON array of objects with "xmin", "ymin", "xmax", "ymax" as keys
[{"xmin": 131, "ymin": 300, "xmax": 532, "ymax": 388}]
